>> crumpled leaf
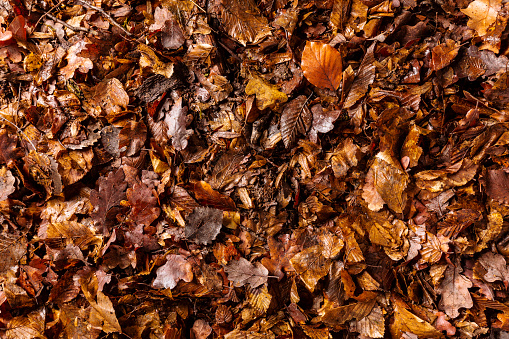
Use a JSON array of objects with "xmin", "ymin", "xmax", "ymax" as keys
[
  {"xmin": 59, "ymin": 39, "xmax": 93, "ymax": 79},
  {"xmin": 309, "ymin": 105, "xmax": 341, "ymax": 143},
  {"xmin": 224, "ymin": 257, "xmax": 269, "ymax": 288},
  {"xmin": 431, "ymin": 39, "xmax": 460, "ymax": 71},
  {"xmin": 356, "ymin": 305, "xmax": 385, "ymax": 338},
  {"xmin": 164, "ymin": 97, "xmax": 193, "ymax": 151},
  {"xmin": 40, "ymin": 220, "xmax": 101, "ymax": 251},
  {"xmin": 245, "ymin": 74, "xmax": 288, "ymax": 110},
  {"xmin": 301, "ymin": 41, "xmax": 342, "ymax": 91},
  {"xmin": 185, "ymin": 206, "xmax": 223, "ymax": 245},
  {"xmin": 261, "ymin": 235, "xmax": 300, "ymax": 280},
  {"xmin": 280, "ymin": 95, "xmax": 312, "ymax": 148},
  {"xmin": 216, "ymin": 0, "xmax": 272, "ymax": 46},
  {"xmin": 191, "ymin": 319, "xmax": 212, "ymax": 339},
  {"xmin": 90, "ymin": 168, "xmax": 128, "ymax": 235},
  {"xmin": 0, "ymin": 166, "xmax": 15, "ymax": 201},
  {"xmin": 85, "ymin": 78, "xmax": 129, "ymax": 119},
  {"xmin": 390, "ymin": 294, "xmax": 443, "ymax": 338},
  {"xmin": 57, "ymin": 148, "xmax": 94, "ymax": 186},
  {"xmin": 363, "ymin": 151, "xmax": 408, "ymax": 213},
  {"xmin": 6, "ymin": 307, "xmax": 45, "ymax": 339},
  {"xmin": 0, "ymin": 232, "xmax": 26, "ymax": 275},
  {"xmin": 186, "ymin": 181, "xmax": 236, "ymax": 210},
  {"xmin": 343, "ymin": 43, "xmax": 376, "ymax": 109},
  {"xmin": 476, "ymin": 252, "xmax": 509, "ymax": 284},
  {"xmin": 486, "ymin": 169, "xmax": 509, "ymax": 205},
  {"xmin": 314, "ymin": 298, "xmax": 376, "ymax": 327},
  {"xmin": 127, "ymin": 181, "xmax": 160, "ymax": 226},
  {"xmin": 461, "ymin": 0, "xmax": 502, "ymax": 36},
  {"xmin": 327, "ymin": 138, "xmax": 361, "ymax": 178},
  {"xmin": 152, "ymin": 254, "xmax": 194, "ymax": 289},
  {"xmin": 436, "ymin": 265, "xmax": 474, "ymax": 318},
  {"xmin": 290, "ymin": 245, "xmax": 331, "ymax": 292},
  {"xmin": 149, "ymin": 7, "xmax": 185, "ymax": 50}
]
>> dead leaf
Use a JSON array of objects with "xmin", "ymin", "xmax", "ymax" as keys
[
  {"xmin": 290, "ymin": 245, "xmax": 331, "ymax": 292},
  {"xmin": 90, "ymin": 168, "xmax": 128, "ymax": 235},
  {"xmin": 431, "ymin": 39, "xmax": 460, "ymax": 71},
  {"xmin": 185, "ymin": 206, "xmax": 223, "ymax": 245},
  {"xmin": 309, "ymin": 105, "xmax": 341, "ymax": 143},
  {"xmin": 186, "ymin": 181, "xmax": 236, "ymax": 210},
  {"xmin": 165, "ymin": 97, "xmax": 193, "ymax": 151},
  {"xmin": 191, "ymin": 319, "xmax": 212, "ymax": 339},
  {"xmin": 356, "ymin": 305, "xmax": 385, "ymax": 338},
  {"xmin": 0, "ymin": 166, "xmax": 15, "ymax": 201},
  {"xmin": 461, "ymin": 0, "xmax": 502, "ymax": 36},
  {"xmin": 127, "ymin": 182, "xmax": 160, "ymax": 226},
  {"xmin": 0, "ymin": 129, "xmax": 21, "ymax": 168},
  {"xmin": 152, "ymin": 254, "xmax": 194, "ymax": 289},
  {"xmin": 343, "ymin": 43, "xmax": 376, "ymax": 109},
  {"xmin": 476, "ymin": 252, "xmax": 509, "ymax": 284},
  {"xmin": 301, "ymin": 41, "xmax": 343, "ymax": 91},
  {"xmin": 6, "ymin": 308, "xmax": 45, "ymax": 339},
  {"xmin": 245, "ymin": 73, "xmax": 288, "ymax": 110},
  {"xmin": 280, "ymin": 95, "xmax": 313, "ymax": 148},
  {"xmin": 60, "ymin": 39, "xmax": 93, "ymax": 79},
  {"xmin": 224, "ymin": 257, "xmax": 269, "ymax": 288},
  {"xmin": 436, "ymin": 265, "xmax": 474, "ymax": 318}
]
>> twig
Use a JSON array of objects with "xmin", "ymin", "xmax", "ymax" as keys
[
  {"xmin": 76, "ymin": 0, "xmax": 132, "ymax": 36},
  {"xmin": 46, "ymin": 13, "xmax": 89, "ymax": 33},
  {"xmin": 34, "ymin": 0, "xmax": 65, "ymax": 30}
]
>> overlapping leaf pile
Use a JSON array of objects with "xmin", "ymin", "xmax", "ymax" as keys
[{"xmin": 1, "ymin": 0, "xmax": 509, "ymax": 337}]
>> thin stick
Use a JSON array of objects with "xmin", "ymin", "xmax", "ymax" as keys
[
  {"xmin": 34, "ymin": 0, "xmax": 65, "ymax": 30},
  {"xmin": 76, "ymin": 0, "xmax": 132, "ymax": 36},
  {"xmin": 46, "ymin": 13, "xmax": 89, "ymax": 33}
]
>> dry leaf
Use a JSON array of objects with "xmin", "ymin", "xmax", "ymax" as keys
[
  {"xmin": 224, "ymin": 257, "xmax": 269, "ymax": 288},
  {"xmin": 356, "ymin": 305, "xmax": 385, "ymax": 338},
  {"xmin": 290, "ymin": 245, "xmax": 331, "ymax": 292},
  {"xmin": 343, "ymin": 43, "xmax": 376, "ymax": 109},
  {"xmin": 309, "ymin": 105, "xmax": 341, "ymax": 143},
  {"xmin": 461, "ymin": 0, "xmax": 502, "ymax": 36},
  {"xmin": 280, "ymin": 95, "xmax": 313, "ymax": 148},
  {"xmin": 165, "ymin": 97, "xmax": 193, "ymax": 151},
  {"xmin": 191, "ymin": 319, "xmax": 212, "ymax": 339},
  {"xmin": 245, "ymin": 74, "xmax": 288, "ymax": 110},
  {"xmin": 59, "ymin": 39, "xmax": 93, "ymax": 79},
  {"xmin": 431, "ymin": 39, "xmax": 460, "ymax": 71},
  {"xmin": 436, "ymin": 265, "xmax": 473, "ymax": 318},
  {"xmin": 153, "ymin": 254, "xmax": 194, "ymax": 289},
  {"xmin": 0, "ymin": 166, "xmax": 15, "ymax": 201},
  {"xmin": 301, "ymin": 41, "xmax": 343, "ymax": 91},
  {"xmin": 185, "ymin": 206, "xmax": 223, "ymax": 245}
]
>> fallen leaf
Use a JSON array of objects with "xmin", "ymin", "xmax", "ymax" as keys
[
  {"xmin": 152, "ymin": 254, "xmax": 194, "ymax": 289},
  {"xmin": 6, "ymin": 308, "xmax": 45, "ymax": 339},
  {"xmin": 343, "ymin": 43, "xmax": 376, "ymax": 109},
  {"xmin": 431, "ymin": 39, "xmax": 460, "ymax": 71},
  {"xmin": 356, "ymin": 305, "xmax": 385, "ymax": 338},
  {"xmin": 191, "ymin": 319, "xmax": 212, "ymax": 339},
  {"xmin": 290, "ymin": 245, "xmax": 331, "ymax": 292},
  {"xmin": 186, "ymin": 181, "xmax": 236, "ymax": 210},
  {"xmin": 164, "ymin": 97, "xmax": 193, "ymax": 151},
  {"xmin": 127, "ymin": 182, "xmax": 160, "ymax": 226},
  {"xmin": 0, "ymin": 129, "xmax": 21, "ymax": 168},
  {"xmin": 185, "ymin": 206, "xmax": 223, "ymax": 245},
  {"xmin": 461, "ymin": 0, "xmax": 502, "ymax": 36},
  {"xmin": 245, "ymin": 73, "xmax": 288, "ymax": 110},
  {"xmin": 309, "ymin": 105, "xmax": 341, "ymax": 143},
  {"xmin": 280, "ymin": 95, "xmax": 313, "ymax": 148},
  {"xmin": 301, "ymin": 41, "xmax": 343, "ymax": 91},
  {"xmin": 90, "ymin": 168, "xmax": 128, "ymax": 235},
  {"xmin": 224, "ymin": 257, "xmax": 269, "ymax": 288},
  {"xmin": 59, "ymin": 39, "xmax": 93, "ymax": 79},
  {"xmin": 0, "ymin": 166, "xmax": 15, "ymax": 201},
  {"xmin": 436, "ymin": 265, "xmax": 473, "ymax": 318},
  {"xmin": 476, "ymin": 252, "xmax": 509, "ymax": 284}
]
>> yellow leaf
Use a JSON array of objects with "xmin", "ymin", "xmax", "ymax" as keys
[
  {"xmin": 245, "ymin": 74, "xmax": 288, "ymax": 110},
  {"xmin": 461, "ymin": 0, "xmax": 502, "ymax": 36}
]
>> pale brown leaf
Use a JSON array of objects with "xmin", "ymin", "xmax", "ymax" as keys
[{"xmin": 280, "ymin": 95, "xmax": 312, "ymax": 148}]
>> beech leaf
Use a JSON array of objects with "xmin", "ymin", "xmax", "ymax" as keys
[
  {"xmin": 185, "ymin": 206, "xmax": 223, "ymax": 245},
  {"xmin": 280, "ymin": 95, "xmax": 313, "ymax": 148},
  {"xmin": 153, "ymin": 254, "xmax": 194, "ymax": 289},
  {"xmin": 164, "ymin": 97, "xmax": 193, "ymax": 151},
  {"xmin": 461, "ymin": 0, "xmax": 502, "ymax": 36},
  {"xmin": 344, "ymin": 43, "xmax": 376, "ymax": 109},
  {"xmin": 301, "ymin": 41, "xmax": 343, "ymax": 91}
]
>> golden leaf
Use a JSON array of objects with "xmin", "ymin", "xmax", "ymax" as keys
[
  {"xmin": 461, "ymin": 0, "xmax": 502, "ymax": 36},
  {"xmin": 245, "ymin": 74, "xmax": 288, "ymax": 110},
  {"xmin": 290, "ymin": 245, "xmax": 331, "ymax": 292},
  {"xmin": 247, "ymin": 285, "xmax": 272, "ymax": 314},
  {"xmin": 356, "ymin": 305, "xmax": 385, "ymax": 338}
]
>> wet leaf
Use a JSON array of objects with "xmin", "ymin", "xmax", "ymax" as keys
[
  {"xmin": 301, "ymin": 41, "xmax": 342, "ymax": 91},
  {"xmin": 127, "ymin": 182, "xmax": 160, "ymax": 226},
  {"xmin": 0, "ymin": 166, "xmax": 15, "ymax": 201},
  {"xmin": 290, "ymin": 245, "xmax": 331, "ymax": 292},
  {"xmin": 165, "ymin": 97, "xmax": 193, "ymax": 151},
  {"xmin": 431, "ymin": 39, "xmax": 460, "ymax": 71}
]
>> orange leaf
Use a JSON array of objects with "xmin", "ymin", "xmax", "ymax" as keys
[{"xmin": 301, "ymin": 41, "xmax": 342, "ymax": 91}]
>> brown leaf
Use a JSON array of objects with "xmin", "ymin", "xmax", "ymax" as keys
[
  {"xmin": 0, "ymin": 129, "xmax": 21, "ymax": 168},
  {"xmin": 343, "ymin": 43, "xmax": 376, "ymax": 109},
  {"xmin": 216, "ymin": 0, "xmax": 272, "ymax": 46},
  {"xmin": 185, "ymin": 206, "xmax": 223, "ymax": 245},
  {"xmin": 261, "ymin": 235, "xmax": 300, "ymax": 280},
  {"xmin": 149, "ymin": 7, "xmax": 185, "ymax": 50},
  {"xmin": 191, "ymin": 319, "xmax": 212, "ymax": 339},
  {"xmin": 90, "ymin": 168, "xmax": 128, "ymax": 235},
  {"xmin": 0, "ymin": 166, "xmax": 15, "ymax": 201},
  {"xmin": 301, "ymin": 41, "xmax": 343, "ymax": 91},
  {"xmin": 85, "ymin": 78, "xmax": 129, "ymax": 119},
  {"xmin": 461, "ymin": 0, "xmax": 502, "ymax": 36},
  {"xmin": 486, "ymin": 169, "xmax": 509, "ymax": 204},
  {"xmin": 59, "ymin": 39, "xmax": 93, "ymax": 79},
  {"xmin": 436, "ymin": 265, "xmax": 473, "ymax": 318},
  {"xmin": 153, "ymin": 254, "xmax": 194, "ymax": 289},
  {"xmin": 327, "ymin": 138, "xmax": 361, "ymax": 178},
  {"xmin": 355, "ymin": 305, "xmax": 385, "ymax": 338},
  {"xmin": 315, "ymin": 299, "xmax": 376, "ymax": 327},
  {"xmin": 57, "ymin": 148, "xmax": 94, "ymax": 186},
  {"xmin": 0, "ymin": 232, "xmax": 26, "ymax": 275},
  {"xmin": 164, "ymin": 97, "xmax": 193, "ymax": 151},
  {"xmin": 119, "ymin": 120, "xmax": 147, "ymax": 157},
  {"xmin": 6, "ymin": 308, "xmax": 45, "ymax": 339},
  {"xmin": 309, "ymin": 105, "xmax": 341, "ymax": 143},
  {"xmin": 59, "ymin": 304, "xmax": 100, "ymax": 339},
  {"xmin": 186, "ymin": 181, "xmax": 236, "ymax": 210},
  {"xmin": 390, "ymin": 294, "xmax": 443, "ymax": 338},
  {"xmin": 476, "ymin": 252, "xmax": 509, "ymax": 284},
  {"xmin": 127, "ymin": 182, "xmax": 160, "ymax": 226},
  {"xmin": 431, "ymin": 39, "xmax": 460, "ymax": 71},
  {"xmin": 224, "ymin": 257, "xmax": 269, "ymax": 288},
  {"xmin": 290, "ymin": 245, "xmax": 331, "ymax": 292},
  {"xmin": 280, "ymin": 95, "xmax": 313, "ymax": 148}
]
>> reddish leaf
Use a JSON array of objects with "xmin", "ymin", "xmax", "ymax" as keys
[{"xmin": 301, "ymin": 41, "xmax": 343, "ymax": 91}]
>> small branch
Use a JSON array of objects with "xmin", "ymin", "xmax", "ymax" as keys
[
  {"xmin": 76, "ymin": 0, "xmax": 132, "ymax": 36},
  {"xmin": 33, "ymin": 0, "xmax": 65, "ymax": 30},
  {"xmin": 46, "ymin": 13, "xmax": 89, "ymax": 33}
]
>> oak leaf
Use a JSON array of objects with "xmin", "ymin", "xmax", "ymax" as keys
[
  {"xmin": 301, "ymin": 41, "xmax": 342, "ymax": 91},
  {"xmin": 0, "ymin": 167, "xmax": 15, "ymax": 201},
  {"xmin": 0, "ymin": 129, "xmax": 21, "ymax": 168},
  {"xmin": 224, "ymin": 257, "xmax": 269, "ymax": 288},
  {"xmin": 461, "ymin": 0, "xmax": 502, "ymax": 36},
  {"xmin": 90, "ymin": 168, "xmax": 128, "ymax": 235},
  {"xmin": 127, "ymin": 182, "xmax": 160, "ymax": 226},
  {"xmin": 59, "ymin": 39, "xmax": 93, "ymax": 80},
  {"xmin": 185, "ymin": 206, "xmax": 223, "ymax": 245},
  {"xmin": 153, "ymin": 254, "xmax": 194, "ymax": 289},
  {"xmin": 280, "ymin": 95, "xmax": 313, "ymax": 148},
  {"xmin": 436, "ymin": 265, "xmax": 473, "ymax": 318}
]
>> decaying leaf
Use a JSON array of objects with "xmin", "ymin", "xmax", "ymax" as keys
[
  {"xmin": 90, "ymin": 168, "xmax": 128, "ymax": 235},
  {"xmin": 127, "ymin": 182, "xmax": 160, "ymax": 226},
  {"xmin": 224, "ymin": 257, "xmax": 269, "ymax": 288},
  {"xmin": 309, "ymin": 105, "xmax": 341, "ymax": 143},
  {"xmin": 165, "ymin": 97, "xmax": 193, "ymax": 151},
  {"xmin": 301, "ymin": 41, "xmax": 343, "ymax": 91},
  {"xmin": 153, "ymin": 254, "xmax": 194, "ymax": 289},
  {"xmin": 185, "ymin": 206, "xmax": 223, "ymax": 245},
  {"xmin": 0, "ymin": 166, "xmax": 15, "ymax": 201},
  {"xmin": 245, "ymin": 74, "xmax": 288, "ymax": 110},
  {"xmin": 290, "ymin": 245, "xmax": 331, "ymax": 292},
  {"xmin": 431, "ymin": 39, "xmax": 460, "ymax": 71},
  {"xmin": 59, "ymin": 39, "xmax": 93, "ymax": 79},
  {"xmin": 280, "ymin": 95, "xmax": 312, "ymax": 148},
  {"xmin": 436, "ymin": 265, "xmax": 474, "ymax": 318}
]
